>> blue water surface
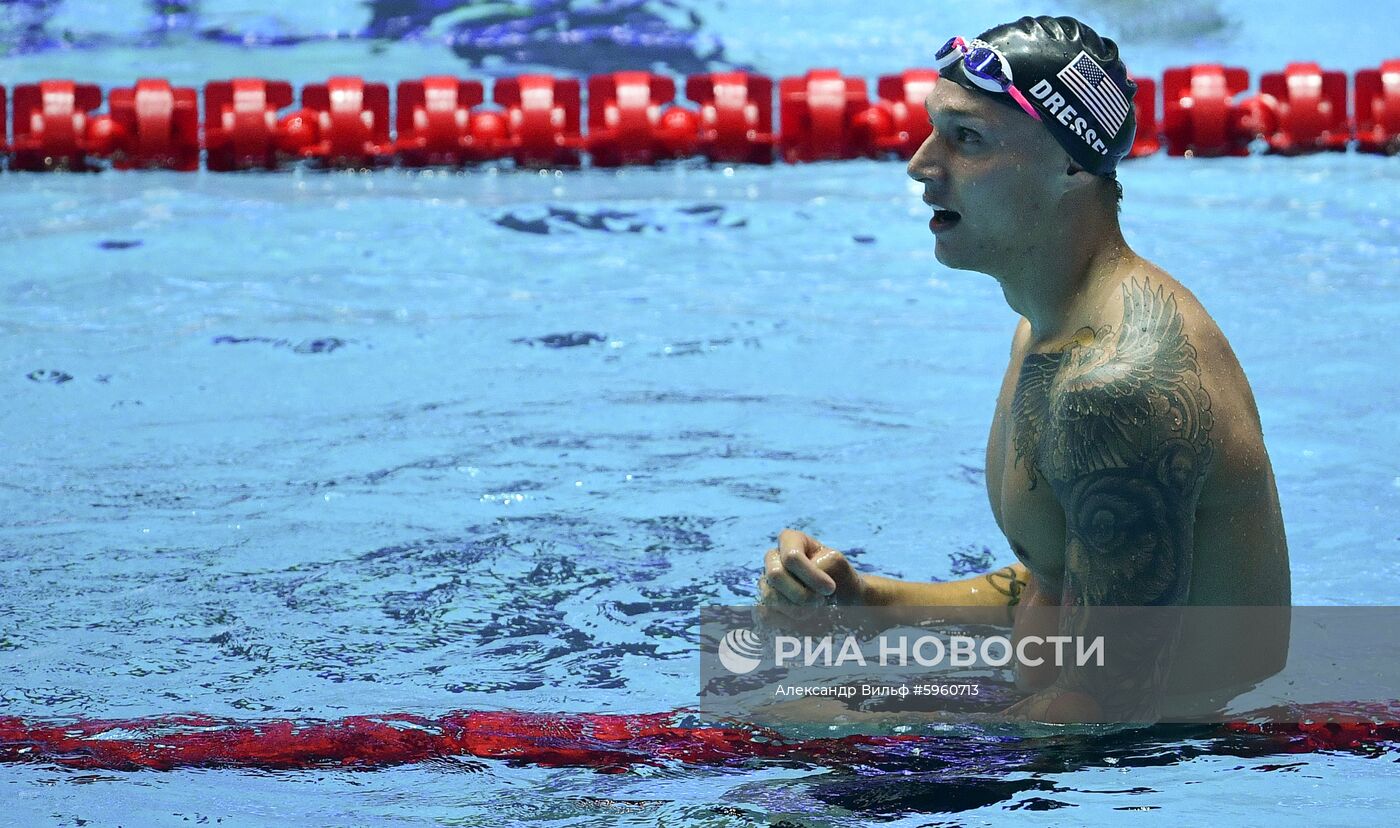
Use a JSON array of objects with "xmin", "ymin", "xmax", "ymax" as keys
[{"xmin": 1, "ymin": 1, "xmax": 1398, "ymax": 826}]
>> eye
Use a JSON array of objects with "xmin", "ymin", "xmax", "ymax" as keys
[{"xmin": 956, "ymin": 127, "xmax": 981, "ymax": 144}]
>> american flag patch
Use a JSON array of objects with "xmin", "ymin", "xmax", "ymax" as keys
[{"xmin": 1056, "ymin": 50, "xmax": 1130, "ymax": 134}]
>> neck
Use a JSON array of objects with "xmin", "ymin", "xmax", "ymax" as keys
[{"xmin": 995, "ymin": 206, "xmax": 1131, "ymax": 348}]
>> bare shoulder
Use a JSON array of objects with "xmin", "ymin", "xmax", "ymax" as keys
[
  {"xmin": 1117, "ymin": 262, "xmax": 1236, "ymax": 367},
  {"xmin": 1108, "ymin": 261, "xmax": 1260, "ymax": 437},
  {"xmin": 1040, "ymin": 263, "xmax": 1220, "ymax": 489},
  {"xmin": 1045, "ymin": 259, "xmax": 1273, "ymax": 484}
]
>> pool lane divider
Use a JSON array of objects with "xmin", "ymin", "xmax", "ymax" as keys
[
  {"xmin": 0, "ymin": 61, "xmax": 1396, "ymax": 172},
  {"xmin": 0, "ymin": 703, "xmax": 1397, "ymax": 772}
]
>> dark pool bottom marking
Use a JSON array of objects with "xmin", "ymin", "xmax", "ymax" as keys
[
  {"xmin": 512, "ymin": 332, "xmax": 606, "ymax": 348},
  {"xmin": 26, "ymin": 371, "xmax": 115, "ymax": 385},
  {"xmin": 26, "ymin": 369, "xmax": 74, "ymax": 384},
  {"xmin": 212, "ymin": 336, "xmax": 349, "ymax": 354},
  {"xmin": 0, "ymin": 703, "xmax": 1395, "ymax": 774},
  {"xmin": 493, "ymin": 205, "xmax": 746, "ymax": 235}
]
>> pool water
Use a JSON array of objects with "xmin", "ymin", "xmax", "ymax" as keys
[{"xmin": 2, "ymin": 1, "xmax": 1399, "ymax": 825}]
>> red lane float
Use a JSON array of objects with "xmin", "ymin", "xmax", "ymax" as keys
[
  {"xmin": 205, "ymin": 78, "xmax": 294, "ymax": 171},
  {"xmin": 778, "ymin": 69, "xmax": 874, "ymax": 162},
  {"xmin": 9, "ymin": 80, "xmax": 103, "ymax": 171},
  {"xmin": 1, "ymin": 704, "xmax": 1397, "ymax": 772},
  {"xmin": 685, "ymin": 71, "xmax": 775, "ymax": 164},
  {"xmin": 494, "ymin": 74, "xmax": 583, "ymax": 167},
  {"xmin": 285, "ymin": 76, "xmax": 395, "ymax": 168},
  {"xmin": 1162, "ymin": 64, "xmax": 1254, "ymax": 157},
  {"xmin": 99, "ymin": 78, "xmax": 201, "ymax": 170},
  {"xmin": 586, "ymin": 71, "xmax": 699, "ymax": 166},
  {"xmin": 1129, "ymin": 74, "xmax": 1161, "ymax": 157},
  {"xmin": 867, "ymin": 69, "xmax": 939, "ymax": 158},
  {"xmin": 1249, "ymin": 62, "xmax": 1350, "ymax": 154},
  {"xmin": 1354, "ymin": 59, "xmax": 1400, "ymax": 154},
  {"xmin": 394, "ymin": 75, "xmax": 498, "ymax": 166}
]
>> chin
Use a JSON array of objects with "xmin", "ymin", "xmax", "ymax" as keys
[
  {"xmin": 934, "ymin": 234, "xmax": 1000, "ymax": 276},
  {"xmin": 933, "ymin": 239, "xmax": 975, "ymax": 272}
]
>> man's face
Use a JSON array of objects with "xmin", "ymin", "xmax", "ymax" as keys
[{"xmin": 906, "ymin": 78, "xmax": 1067, "ymax": 273}]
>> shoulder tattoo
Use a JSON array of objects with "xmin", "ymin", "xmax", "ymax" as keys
[
  {"xmin": 1010, "ymin": 277, "xmax": 1215, "ymax": 605},
  {"xmin": 1011, "ymin": 277, "xmax": 1214, "ymax": 488}
]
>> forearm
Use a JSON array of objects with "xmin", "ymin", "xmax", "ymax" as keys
[{"xmin": 861, "ymin": 563, "xmax": 1028, "ymax": 610}]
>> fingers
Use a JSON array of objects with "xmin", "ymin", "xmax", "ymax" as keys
[
  {"xmin": 756, "ymin": 572, "xmax": 825, "ymax": 631},
  {"xmin": 757, "ymin": 530, "xmax": 852, "ymax": 629},
  {"xmin": 777, "ymin": 529, "xmax": 837, "ymax": 596},
  {"xmin": 810, "ymin": 545, "xmax": 860, "ymax": 604},
  {"xmin": 756, "ymin": 572, "xmax": 821, "ymax": 617},
  {"xmin": 763, "ymin": 547, "xmax": 817, "ymax": 604}
]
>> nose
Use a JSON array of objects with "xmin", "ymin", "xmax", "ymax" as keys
[{"xmin": 905, "ymin": 129, "xmax": 945, "ymax": 185}]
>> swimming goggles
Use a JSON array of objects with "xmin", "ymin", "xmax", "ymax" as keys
[{"xmin": 933, "ymin": 36, "xmax": 1042, "ymax": 122}]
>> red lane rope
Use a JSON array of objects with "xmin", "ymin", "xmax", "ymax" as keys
[
  {"xmin": 1, "ymin": 60, "xmax": 1397, "ymax": 171},
  {"xmin": 0, "ymin": 710, "xmax": 897, "ymax": 772},
  {"xmin": 2, "ymin": 704, "xmax": 1397, "ymax": 772}
]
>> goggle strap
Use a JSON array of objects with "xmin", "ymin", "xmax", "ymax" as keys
[{"xmin": 1007, "ymin": 85, "xmax": 1043, "ymax": 122}]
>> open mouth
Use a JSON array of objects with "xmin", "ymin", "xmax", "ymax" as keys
[{"xmin": 930, "ymin": 208, "xmax": 962, "ymax": 231}]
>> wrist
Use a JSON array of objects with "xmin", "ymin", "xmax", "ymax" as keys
[{"xmin": 856, "ymin": 573, "xmax": 889, "ymax": 606}]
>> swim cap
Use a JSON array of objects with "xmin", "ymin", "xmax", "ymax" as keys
[{"xmin": 941, "ymin": 15, "xmax": 1137, "ymax": 177}]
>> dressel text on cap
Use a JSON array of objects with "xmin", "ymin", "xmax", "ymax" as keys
[{"xmin": 1027, "ymin": 78, "xmax": 1109, "ymax": 155}]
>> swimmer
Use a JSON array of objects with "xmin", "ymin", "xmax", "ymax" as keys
[{"xmin": 756, "ymin": 15, "xmax": 1291, "ymax": 724}]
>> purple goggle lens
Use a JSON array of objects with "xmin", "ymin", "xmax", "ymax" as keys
[{"xmin": 933, "ymin": 36, "xmax": 1042, "ymax": 122}]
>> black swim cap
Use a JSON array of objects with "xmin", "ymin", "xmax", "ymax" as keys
[{"xmin": 941, "ymin": 15, "xmax": 1137, "ymax": 177}]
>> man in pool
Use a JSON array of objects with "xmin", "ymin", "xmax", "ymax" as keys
[{"xmin": 754, "ymin": 16, "xmax": 1291, "ymax": 723}]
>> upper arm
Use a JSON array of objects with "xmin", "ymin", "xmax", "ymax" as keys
[
  {"xmin": 1007, "ymin": 279, "xmax": 1218, "ymax": 720},
  {"xmin": 1042, "ymin": 278, "xmax": 1216, "ymax": 607},
  {"xmin": 1049, "ymin": 396, "xmax": 1212, "ymax": 607}
]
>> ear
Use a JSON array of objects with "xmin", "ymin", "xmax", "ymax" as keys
[{"xmin": 1059, "ymin": 156, "xmax": 1099, "ymax": 198}]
